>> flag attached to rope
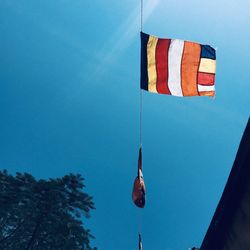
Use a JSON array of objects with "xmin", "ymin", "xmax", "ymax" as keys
[
  {"xmin": 139, "ymin": 234, "xmax": 143, "ymax": 250},
  {"xmin": 132, "ymin": 148, "xmax": 146, "ymax": 208},
  {"xmin": 141, "ymin": 32, "xmax": 216, "ymax": 97}
]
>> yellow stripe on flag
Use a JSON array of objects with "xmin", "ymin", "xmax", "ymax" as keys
[
  {"xmin": 147, "ymin": 36, "xmax": 158, "ymax": 93},
  {"xmin": 199, "ymin": 58, "xmax": 216, "ymax": 74}
]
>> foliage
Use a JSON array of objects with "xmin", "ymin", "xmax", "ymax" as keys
[{"xmin": 0, "ymin": 170, "xmax": 97, "ymax": 250}]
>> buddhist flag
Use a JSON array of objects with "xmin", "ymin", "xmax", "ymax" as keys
[{"xmin": 140, "ymin": 32, "xmax": 216, "ymax": 97}]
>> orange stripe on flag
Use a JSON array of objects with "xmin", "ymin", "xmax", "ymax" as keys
[
  {"xmin": 181, "ymin": 41, "xmax": 201, "ymax": 96},
  {"xmin": 199, "ymin": 91, "xmax": 215, "ymax": 97}
]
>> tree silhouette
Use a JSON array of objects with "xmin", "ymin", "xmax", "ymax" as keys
[{"xmin": 0, "ymin": 170, "xmax": 97, "ymax": 250}]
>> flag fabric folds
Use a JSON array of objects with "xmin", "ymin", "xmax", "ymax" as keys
[
  {"xmin": 132, "ymin": 148, "xmax": 146, "ymax": 208},
  {"xmin": 140, "ymin": 32, "xmax": 216, "ymax": 97}
]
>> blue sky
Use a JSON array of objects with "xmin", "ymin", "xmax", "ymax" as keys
[{"xmin": 0, "ymin": 0, "xmax": 250, "ymax": 249}]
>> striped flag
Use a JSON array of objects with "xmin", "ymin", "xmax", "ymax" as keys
[{"xmin": 141, "ymin": 32, "xmax": 216, "ymax": 97}]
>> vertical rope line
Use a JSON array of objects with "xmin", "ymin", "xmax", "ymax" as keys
[
  {"xmin": 137, "ymin": 207, "xmax": 143, "ymax": 238},
  {"xmin": 140, "ymin": 0, "xmax": 143, "ymax": 147},
  {"xmin": 138, "ymin": 1, "xmax": 143, "ymax": 249},
  {"xmin": 140, "ymin": 0, "xmax": 143, "ymax": 32},
  {"xmin": 139, "ymin": 1, "xmax": 143, "ymax": 248},
  {"xmin": 140, "ymin": 90, "xmax": 142, "ymax": 146}
]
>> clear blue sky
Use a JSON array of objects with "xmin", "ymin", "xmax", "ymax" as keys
[{"xmin": 0, "ymin": 0, "xmax": 250, "ymax": 249}]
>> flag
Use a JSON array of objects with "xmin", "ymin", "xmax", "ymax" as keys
[
  {"xmin": 139, "ymin": 234, "xmax": 143, "ymax": 250},
  {"xmin": 140, "ymin": 32, "xmax": 216, "ymax": 97},
  {"xmin": 132, "ymin": 147, "xmax": 146, "ymax": 208}
]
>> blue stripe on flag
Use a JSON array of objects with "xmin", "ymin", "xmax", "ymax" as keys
[
  {"xmin": 140, "ymin": 32, "xmax": 149, "ymax": 91},
  {"xmin": 201, "ymin": 45, "xmax": 216, "ymax": 60}
]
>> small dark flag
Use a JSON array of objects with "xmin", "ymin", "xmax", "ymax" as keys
[
  {"xmin": 132, "ymin": 148, "xmax": 146, "ymax": 208},
  {"xmin": 139, "ymin": 234, "xmax": 143, "ymax": 250}
]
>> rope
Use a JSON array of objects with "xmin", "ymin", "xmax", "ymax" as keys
[
  {"xmin": 139, "ymin": 2, "xmax": 143, "ymax": 249},
  {"xmin": 140, "ymin": 90, "xmax": 142, "ymax": 147},
  {"xmin": 140, "ymin": 0, "xmax": 143, "ymax": 147},
  {"xmin": 140, "ymin": 0, "xmax": 143, "ymax": 32}
]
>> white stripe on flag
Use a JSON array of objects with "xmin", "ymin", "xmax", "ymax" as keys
[
  {"xmin": 198, "ymin": 84, "xmax": 215, "ymax": 92},
  {"xmin": 168, "ymin": 39, "xmax": 184, "ymax": 96}
]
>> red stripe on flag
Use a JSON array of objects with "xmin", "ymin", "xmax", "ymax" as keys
[
  {"xmin": 156, "ymin": 39, "xmax": 171, "ymax": 94},
  {"xmin": 198, "ymin": 72, "xmax": 215, "ymax": 85}
]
